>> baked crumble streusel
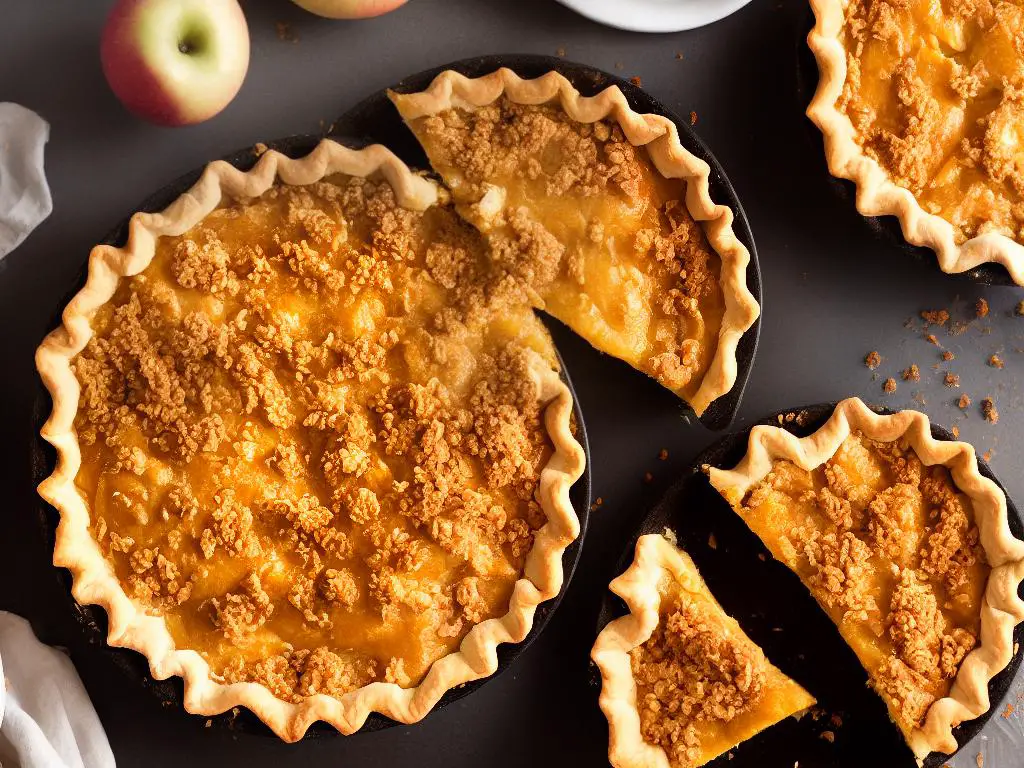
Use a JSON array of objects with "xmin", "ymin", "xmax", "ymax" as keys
[
  {"xmin": 398, "ymin": 96, "xmax": 726, "ymax": 404},
  {"xmin": 736, "ymin": 432, "xmax": 988, "ymax": 738},
  {"xmin": 72, "ymin": 176, "xmax": 560, "ymax": 700},
  {"xmin": 837, "ymin": 0, "xmax": 1024, "ymax": 243}
]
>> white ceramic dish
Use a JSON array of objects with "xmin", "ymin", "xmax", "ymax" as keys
[{"xmin": 555, "ymin": 0, "xmax": 756, "ymax": 32}]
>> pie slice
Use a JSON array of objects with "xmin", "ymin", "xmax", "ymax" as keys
[
  {"xmin": 708, "ymin": 397, "xmax": 1024, "ymax": 759},
  {"xmin": 36, "ymin": 141, "xmax": 586, "ymax": 740},
  {"xmin": 808, "ymin": 0, "xmax": 1024, "ymax": 283},
  {"xmin": 389, "ymin": 69, "xmax": 760, "ymax": 416},
  {"xmin": 591, "ymin": 534, "xmax": 815, "ymax": 768}
]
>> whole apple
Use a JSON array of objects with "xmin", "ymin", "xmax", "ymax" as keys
[
  {"xmin": 101, "ymin": 0, "xmax": 250, "ymax": 126},
  {"xmin": 290, "ymin": 0, "xmax": 408, "ymax": 19}
]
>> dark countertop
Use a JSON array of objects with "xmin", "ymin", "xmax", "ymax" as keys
[{"xmin": 2, "ymin": 1, "xmax": 1022, "ymax": 766}]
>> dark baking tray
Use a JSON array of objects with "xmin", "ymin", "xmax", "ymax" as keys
[
  {"xmin": 794, "ymin": 12, "xmax": 1016, "ymax": 287},
  {"xmin": 594, "ymin": 401, "xmax": 1024, "ymax": 767},
  {"xmin": 29, "ymin": 130, "xmax": 592, "ymax": 739}
]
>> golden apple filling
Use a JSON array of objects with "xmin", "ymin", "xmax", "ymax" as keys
[
  {"xmin": 733, "ymin": 433, "xmax": 988, "ymax": 741},
  {"xmin": 630, "ymin": 553, "xmax": 814, "ymax": 768},
  {"xmin": 72, "ymin": 177, "xmax": 561, "ymax": 700},
  {"xmin": 838, "ymin": 0, "xmax": 1024, "ymax": 242},
  {"xmin": 397, "ymin": 97, "xmax": 726, "ymax": 404}
]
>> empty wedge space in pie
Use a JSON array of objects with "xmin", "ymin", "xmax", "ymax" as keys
[
  {"xmin": 808, "ymin": 0, "xmax": 1024, "ymax": 283},
  {"xmin": 34, "ymin": 67, "xmax": 760, "ymax": 739}
]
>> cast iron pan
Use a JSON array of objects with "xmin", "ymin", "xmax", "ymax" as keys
[
  {"xmin": 29, "ymin": 130, "xmax": 593, "ymax": 738},
  {"xmin": 336, "ymin": 54, "xmax": 762, "ymax": 431},
  {"xmin": 594, "ymin": 401, "xmax": 1024, "ymax": 767},
  {"xmin": 794, "ymin": 13, "xmax": 1016, "ymax": 287}
]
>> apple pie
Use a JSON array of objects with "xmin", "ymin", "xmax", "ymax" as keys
[
  {"xmin": 591, "ymin": 534, "xmax": 815, "ymax": 767},
  {"xmin": 708, "ymin": 397, "xmax": 1024, "ymax": 758},
  {"xmin": 36, "ymin": 142, "xmax": 586, "ymax": 741},
  {"xmin": 808, "ymin": 0, "xmax": 1024, "ymax": 283},
  {"xmin": 389, "ymin": 69, "xmax": 760, "ymax": 416}
]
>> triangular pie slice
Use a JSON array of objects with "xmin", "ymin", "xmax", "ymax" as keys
[
  {"xmin": 389, "ymin": 69, "xmax": 759, "ymax": 416},
  {"xmin": 707, "ymin": 397, "xmax": 1024, "ymax": 760},
  {"xmin": 591, "ymin": 534, "xmax": 815, "ymax": 768}
]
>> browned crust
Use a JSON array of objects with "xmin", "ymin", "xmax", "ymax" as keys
[
  {"xmin": 806, "ymin": 0, "xmax": 1024, "ymax": 285},
  {"xmin": 707, "ymin": 397, "xmax": 1024, "ymax": 759},
  {"xmin": 35, "ymin": 140, "xmax": 586, "ymax": 742},
  {"xmin": 388, "ymin": 68, "xmax": 761, "ymax": 416},
  {"xmin": 590, "ymin": 534, "xmax": 815, "ymax": 768}
]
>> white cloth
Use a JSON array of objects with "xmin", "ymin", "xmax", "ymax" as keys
[
  {"xmin": 0, "ymin": 613, "xmax": 115, "ymax": 768},
  {"xmin": 0, "ymin": 103, "xmax": 52, "ymax": 258}
]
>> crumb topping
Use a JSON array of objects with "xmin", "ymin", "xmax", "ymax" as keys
[
  {"xmin": 73, "ymin": 178, "xmax": 557, "ymax": 701},
  {"xmin": 630, "ymin": 590, "xmax": 768, "ymax": 767},
  {"xmin": 838, "ymin": 0, "xmax": 1024, "ymax": 243},
  {"xmin": 739, "ymin": 432, "xmax": 987, "ymax": 733}
]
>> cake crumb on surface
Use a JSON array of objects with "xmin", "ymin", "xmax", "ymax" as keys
[
  {"xmin": 942, "ymin": 350, "xmax": 954, "ymax": 361},
  {"xmin": 981, "ymin": 397, "xmax": 999, "ymax": 424},
  {"xmin": 958, "ymin": 394, "xmax": 972, "ymax": 409},
  {"xmin": 658, "ymin": 448, "xmax": 669, "ymax": 461},
  {"xmin": 883, "ymin": 377, "xmax": 897, "ymax": 394},
  {"xmin": 925, "ymin": 333, "xmax": 939, "ymax": 345},
  {"xmin": 902, "ymin": 365, "xmax": 920, "ymax": 382},
  {"xmin": 921, "ymin": 309, "xmax": 950, "ymax": 326},
  {"xmin": 988, "ymin": 354, "xmax": 1004, "ymax": 369},
  {"xmin": 865, "ymin": 351, "xmax": 882, "ymax": 370},
  {"xmin": 943, "ymin": 373, "xmax": 960, "ymax": 388},
  {"xmin": 975, "ymin": 298, "xmax": 989, "ymax": 318}
]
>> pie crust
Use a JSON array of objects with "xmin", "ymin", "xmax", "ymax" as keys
[
  {"xmin": 707, "ymin": 397, "xmax": 1024, "ymax": 758},
  {"xmin": 35, "ymin": 140, "xmax": 586, "ymax": 741},
  {"xmin": 389, "ymin": 68, "xmax": 761, "ymax": 416},
  {"xmin": 591, "ymin": 534, "xmax": 815, "ymax": 768},
  {"xmin": 807, "ymin": 0, "xmax": 1024, "ymax": 285}
]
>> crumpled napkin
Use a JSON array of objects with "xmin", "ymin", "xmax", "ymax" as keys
[
  {"xmin": 0, "ymin": 612, "xmax": 115, "ymax": 768},
  {"xmin": 0, "ymin": 103, "xmax": 52, "ymax": 259}
]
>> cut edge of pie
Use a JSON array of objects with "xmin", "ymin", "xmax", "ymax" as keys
[
  {"xmin": 35, "ymin": 139, "xmax": 587, "ymax": 742},
  {"xmin": 388, "ymin": 68, "xmax": 761, "ymax": 417},
  {"xmin": 707, "ymin": 396, "xmax": 1024, "ymax": 758},
  {"xmin": 806, "ymin": 0, "xmax": 1024, "ymax": 286},
  {"xmin": 590, "ymin": 533, "xmax": 816, "ymax": 768}
]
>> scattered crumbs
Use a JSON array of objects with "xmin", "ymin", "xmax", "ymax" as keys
[
  {"xmin": 555, "ymin": 47, "xmax": 566, "ymax": 58},
  {"xmin": 658, "ymin": 448, "xmax": 669, "ymax": 461},
  {"xmin": 690, "ymin": 110, "xmax": 698, "ymax": 126},
  {"xmin": 821, "ymin": 730, "xmax": 835, "ymax": 743},
  {"xmin": 727, "ymin": 752, "xmax": 734, "ymax": 761},
  {"xmin": 983, "ymin": 449, "xmax": 994, "ymax": 462},
  {"xmin": 1016, "ymin": 299, "xmax": 1024, "ymax": 317},
  {"xmin": 925, "ymin": 333, "xmax": 940, "ymax": 345},
  {"xmin": 830, "ymin": 713, "xmax": 843, "ymax": 727},
  {"xmin": 590, "ymin": 497, "xmax": 605, "ymax": 512},
  {"xmin": 675, "ymin": 51, "xmax": 684, "ymax": 60},
  {"xmin": 883, "ymin": 377, "xmax": 897, "ymax": 394},
  {"xmin": 951, "ymin": 425, "xmax": 960, "ymax": 438},
  {"xmin": 976, "ymin": 751, "xmax": 983, "ymax": 768},
  {"xmin": 708, "ymin": 533, "xmax": 718, "ymax": 550},
  {"xmin": 205, "ymin": 719, "xmax": 213, "ymax": 728},
  {"xmin": 921, "ymin": 309, "xmax": 950, "ymax": 326},
  {"xmin": 958, "ymin": 393, "xmax": 972, "ymax": 410},
  {"xmin": 981, "ymin": 397, "xmax": 999, "ymax": 424},
  {"xmin": 865, "ymin": 351, "xmax": 882, "ymax": 369},
  {"xmin": 989, "ymin": 354, "xmax": 1004, "ymax": 369},
  {"xmin": 1003, "ymin": 702, "xmax": 1016, "ymax": 719},
  {"xmin": 942, "ymin": 350, "xmax": 955, "ymax": 361},
  {"xmin": 614, "ymin": 62, "xmax": 624, "ymax": 71},
  {"xmin": 950, "ymin": 320, "xmax": 969, "ymax": 336},
  {"xmin": 975, "ymin": 298, "xmax": 989, "ymax": 318},
  {"xmin": 943, "ymin": 372, "xmax": 960, "ymax": 388},
  {"xmin": 253, "ymin": 142, "xmax": 269, "ymax": 157},
  {"xmin": 757, "ymin": 552, "xmax": 767, "ymax": 561},
  {"xmin": 644, "ymin": 471, "xmax": 653, "ymax": 483},
  {"xmin": 629, "ymin": 75, "xmax": 642, "ymax": 87},
  {"xmin": 902, "ymin": 364, "xmax": 920, "ymax": 382},
  {"xmin": 274, "ymin": 21, "xmax": 299, "ymax": 43}
]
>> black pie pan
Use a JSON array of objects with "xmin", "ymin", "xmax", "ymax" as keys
[
  {"xmin": 594, "ymin": 401, "xmax": 1024, "ymax": 768},
  {"xmin": 29, "ymin": 130, "xmax": 592, "ymax": 739},
  {"xmin": 337, "ymin": 54, "xmax": 762, "ymax": 432},
  {"xmin": 794, "ymin": 12, "xmax": 1016, "ymax": 287}
]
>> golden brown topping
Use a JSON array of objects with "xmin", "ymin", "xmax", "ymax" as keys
[{"xmin": 631, "ymin": 593, "xmax": 767, "ymax": 767}]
